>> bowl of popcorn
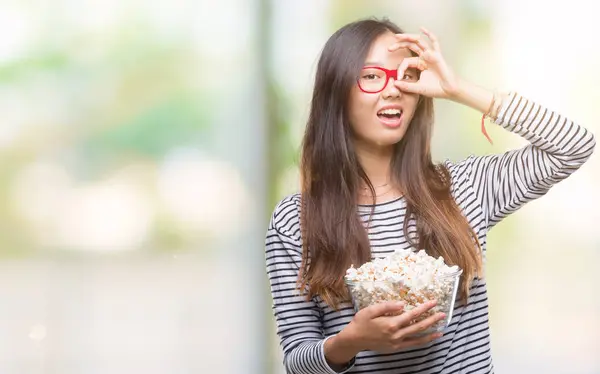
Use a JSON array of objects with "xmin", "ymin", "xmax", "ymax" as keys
[{"xmin": 344, "ymin": 249, "xmax": 462, "ymax": 336}]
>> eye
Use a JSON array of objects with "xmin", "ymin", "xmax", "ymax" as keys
[
  {"xmin": 362, "ymin": 74, "xmax": 378, "ymax": 80},
  {"xmin": 402, "ymin": 71, "xmax": 418, "ymax": 81}
]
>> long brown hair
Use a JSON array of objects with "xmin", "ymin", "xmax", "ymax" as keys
[{"xmin": 298, "ymin": 18, "xmax": 482, "ymax": 308}]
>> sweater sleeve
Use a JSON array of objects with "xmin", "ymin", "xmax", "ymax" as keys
[
  {"xmin": 265, "ymin": 196, "xmax": 356, "ymax": 374},
  {"xmin": 468, "ymin": 92, "xmax": 596, "ymax": 229}
]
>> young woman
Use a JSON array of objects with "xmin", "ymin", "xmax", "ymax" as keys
[{"xmin": 265, "ymin": 18, "xmax": 595, "ymax": 373}]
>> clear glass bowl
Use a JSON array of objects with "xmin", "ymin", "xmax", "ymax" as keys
[{"xmin": 344, "ymin": 269, "xmax": 462, "ymax": 336}]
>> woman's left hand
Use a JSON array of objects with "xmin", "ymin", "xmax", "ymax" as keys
[{"xmin": 388, "ymin": 27, "xmax": 461, "ymax": 99}]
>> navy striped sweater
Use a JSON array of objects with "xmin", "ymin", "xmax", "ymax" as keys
[{"xmin": 265, "ymin": 92, "xmax": 596, "ymax": 373}]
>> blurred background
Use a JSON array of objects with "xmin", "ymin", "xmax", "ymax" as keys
[{"xmin": 0, "ymin": 0, "xmax": 598, "ymax": 373}]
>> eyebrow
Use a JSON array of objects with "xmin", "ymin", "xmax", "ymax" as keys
[
  {"xmin": 362, "ymin": 62, "xmax": 418, "ymax": 73},
  {"xmin": 363, "ymin": 56, "xmax": 418, "ymax": 68},
  {"xmin": 363, "ymin": 61, "xmax": 384, "ymax": 67}
]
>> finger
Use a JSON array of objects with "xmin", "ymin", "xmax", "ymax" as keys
[
  {"xmin": 395, "ymin": 312, "xmax": 446, "ymax": 339},
  {"xmin": 362, "ymin": 301, "xmax": 405, "ymax": 319},
  {"xmin": 394, "ymin": 33, "xmax": 423, "ymax": 41},
  {"xmin": 396, "ymin": 57, "xmax": 426, "ymax": 84},
  {"xmin": 394, "ymin": 331, "xmax": 443, "ymax": 350},
  {"xmin": 420, "ymin": 27, "xmax": 441, "ymax": 52},
  {"xmin": 394, "ymin": 33, "xmax": 430, "ymax": 52},
  {"xmin": 391, "ymin": 300, "xmax": 437, "ymax": 327},
  {"xmin": 394, "ymin": 80, "xmax": 422, "ymax": 94},
  {"xmin": 388, "ymin": 41, "xmax": 424, "ymax": 55}
]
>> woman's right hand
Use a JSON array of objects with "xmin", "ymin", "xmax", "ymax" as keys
[{"xmin": 343, "ymin": 300, "xmax": 446, "ymax": 353}]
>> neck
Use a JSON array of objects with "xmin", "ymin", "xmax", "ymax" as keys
[{"xmin": 354, "ymin": 140, "xmax": 394, "ymax": 187}]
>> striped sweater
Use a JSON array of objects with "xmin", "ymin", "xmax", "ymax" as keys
[{"xmin": 265, "ymin": 92, "xmax": 596, "ymax": 374}]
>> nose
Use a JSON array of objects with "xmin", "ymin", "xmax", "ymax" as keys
[{"xmin": 381, "ymin": 76, "xmax": 401, "ymax": 99}]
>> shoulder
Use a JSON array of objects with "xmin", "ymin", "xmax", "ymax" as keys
[{"xmin": 269, "ymin": 192, "xmax": 302, "ymax": 240}]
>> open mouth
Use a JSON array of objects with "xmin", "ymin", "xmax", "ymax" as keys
[
  {"xmin": 377, "ymin": 108, "xmax": 403, "ymax": 127},
  {"xmin": 377, "ymin": 108, "xmax": 403, "ymax": 119}
]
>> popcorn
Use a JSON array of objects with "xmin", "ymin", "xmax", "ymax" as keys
[{"xmin": 344, "ymin": 248, "xmax": 462, "ymax": 333}]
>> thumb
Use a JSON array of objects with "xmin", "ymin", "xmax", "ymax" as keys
[{"xmin": 364, "ymin": 301, "xmax": 405, "ymax": 318}]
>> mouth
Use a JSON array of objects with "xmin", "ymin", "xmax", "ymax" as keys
[{"xmin": 377, "ymin": 108, "xmax": 403, "ymax": 128}]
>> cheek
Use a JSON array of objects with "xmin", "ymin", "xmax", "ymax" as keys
[
  {"xmin": 404, "ymin": 96, "xmax": 420, "ymax": 120},
  {"xmin": 348, "ymin": 91, "xmax": 377, "ymax": 134}
]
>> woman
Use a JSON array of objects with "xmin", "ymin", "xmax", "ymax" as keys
[{"xmin": 265, "ymin": 18, "xmax": 595, "ymax": 373}]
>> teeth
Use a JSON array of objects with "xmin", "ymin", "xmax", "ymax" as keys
[{"xmin": 378, "ymin": 109, "xmax": 402, "ymax": 115}]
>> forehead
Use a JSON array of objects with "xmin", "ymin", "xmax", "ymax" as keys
[{"xmin": 364, "ymin": 31, "xmax": 413, "ymax": 67}]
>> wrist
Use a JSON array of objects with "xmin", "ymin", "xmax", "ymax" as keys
[
  {"xmin": 446, "ymin": 78, "xmax": 495, "ymax": 114},
  {"xmin": 440, "ymin": 74, "xmax": 463, "ymax": 100},
  {"xmin": 324, "ymin": 328, "xmax": 362, "ymax": 366},
  {"xmin": 446, "ymin": 77, "xmax": 472, "ymax": 103}
]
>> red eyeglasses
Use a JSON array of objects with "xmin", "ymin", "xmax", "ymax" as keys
[{"xmin": 357, "ymin": 66, "xmax": 418, "ymax": 93}]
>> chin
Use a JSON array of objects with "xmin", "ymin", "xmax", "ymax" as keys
[
  {"xmin": 374, "ymin": 132, "xmax": 407, "ymax": 147},
  {"xmin": 354, "ymin": 128, "xmax": 408, "ymax": 149}
]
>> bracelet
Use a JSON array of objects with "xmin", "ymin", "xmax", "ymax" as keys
[{"xmin": 480, "ymin": 91, "xmax": 499, "ymax": 145}]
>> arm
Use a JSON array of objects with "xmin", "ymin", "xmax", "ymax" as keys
[
  {"xmin": 391, "ymin": 30, "xmax": 595, "ymax": 227},
  {"xmin": 451, "ymin": 81, "xmax": 596, "ymax": 227},
  {"xmin": 265, "ymin": 198, "xmax": 357, "ymax": 374}
]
